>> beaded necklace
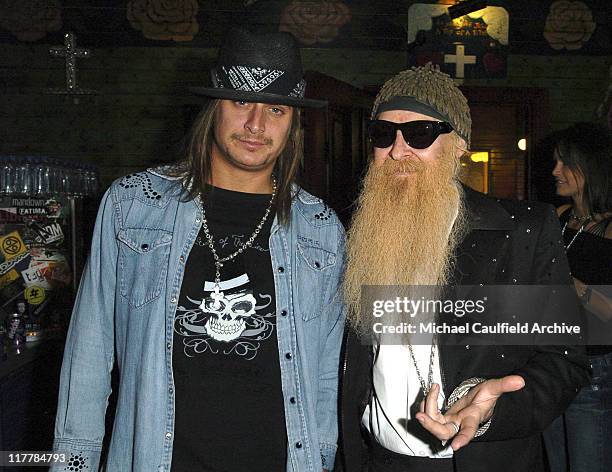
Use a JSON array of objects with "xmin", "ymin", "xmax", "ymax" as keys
[{"xmin": 561, "ymin": 210, "xmax": 592, "ymax": 250}]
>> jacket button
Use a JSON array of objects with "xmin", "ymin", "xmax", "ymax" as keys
[
  {"xmin": 290, "ymin": 397, "xmax": 296, "ymax": 404},
  {"xmin": 179, "ymin": 256, "xmax": 185, "ymax": 263},
  {"xmin": 171, "ymin": 297, "xmax": 177, "ymax": 303},
  {"xmin": 165, "ymin": 432, "xmax": 172, "ymax": 439},
  {"xmin": 280, "ymin": 310, "xmax": 287, "ymax": 317},
  {"xmin": 285, "ymin": 353, "xmax": 292, "ymax": 360},
  {"xmin": 278, "ymin": 266, "xmax": 285, "ymax": 273},
  {"xmin": 295, "ymin": 442, "xmax": 302, "ymax": 449}
]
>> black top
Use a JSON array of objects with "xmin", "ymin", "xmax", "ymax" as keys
[
  {"xmin": 560, "ymin": 208, "xmax": 612, "ymax": 355},
  {"xmin": 171, "ymin": 187, "xmax": 286, "ymax": 472}
]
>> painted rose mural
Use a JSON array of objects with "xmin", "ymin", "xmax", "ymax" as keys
[
  {"xmin": 279, "ymin": 0, "xmax": 351, "ymax": 45},
  {"xmin": 543, "ymin": 0, "xmax": 596, "ymax": 50},
  {"xmin": 127, "ymin": 0, "xmax": 199, "ymax": 42},
  {"xmin": 0, "ymin": 0, "xmax": 62, "ymax": 42}
]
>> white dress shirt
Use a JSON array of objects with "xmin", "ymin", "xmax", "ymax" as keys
[{"xmin": 362, "ymin": 342, "xmax": 453, "ymax": 459}]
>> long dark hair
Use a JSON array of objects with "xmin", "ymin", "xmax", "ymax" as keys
[
  {"xmin": 169, "ymin": 99, "xmax": 304, "ymax": 225},
  {"xmin": 555, "ymin": 122, "xmax": 612, "ymax": 214}
]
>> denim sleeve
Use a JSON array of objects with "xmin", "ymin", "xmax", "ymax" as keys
[
  {"xmin": 317, "ymin": 223, "xmax": 347, "ymax": 470},
  {"xmin": 51, "ymin": 187, "xmax": 119, "ymax": 471}
]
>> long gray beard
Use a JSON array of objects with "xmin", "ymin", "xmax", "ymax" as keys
[{"xmin": 343, "ymin": 153, "xmax": 467, "ymax": 336}]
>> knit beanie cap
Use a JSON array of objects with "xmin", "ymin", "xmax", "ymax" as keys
[{"xmin": 371, "ymin": 63, "xmax": 472, "ymax": 146}]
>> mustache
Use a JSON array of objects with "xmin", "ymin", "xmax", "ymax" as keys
[
  {"xmin": 231, "ymin": 133, "xmax": 273, "ymax": 146},
  {"xmin": 381, "ymin": 157, "xmax": 425, "ymax": 175}
]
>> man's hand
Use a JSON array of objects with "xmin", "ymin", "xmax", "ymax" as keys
[{"xmin": 415, "ymin": 375, "xmax": 525, "ymax": 450}]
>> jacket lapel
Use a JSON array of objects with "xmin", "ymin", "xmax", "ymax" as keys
[{"xmin": 451, "ymin": 186, "xmax": 516, "ymax": 286}]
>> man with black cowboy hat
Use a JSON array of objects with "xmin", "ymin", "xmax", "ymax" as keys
[
  {"xmin": 338, "ymin": 64, "xmax": 589, "ymax": 471},
  {"xmin": 52, "ymin": 29, "xmax": 345, "ymax": 472}
]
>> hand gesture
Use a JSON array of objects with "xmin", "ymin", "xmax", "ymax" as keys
[{"xmin": 415, "ymin": 375, "xmax": 525, "ymax": 450}]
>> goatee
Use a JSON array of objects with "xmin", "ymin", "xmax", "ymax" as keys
[{"xmin": 343, "ymin": 141, "xmax": 467, "ymax": 334}]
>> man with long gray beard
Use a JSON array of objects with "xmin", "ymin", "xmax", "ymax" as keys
[{"xmin": 337, "ymin": 64, "xmax": 589, "ymax": 472}]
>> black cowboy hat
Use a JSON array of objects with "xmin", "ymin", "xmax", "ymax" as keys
[{"xmin": 190, "ymin": 28, "xmax": 326, "ymax": 108}]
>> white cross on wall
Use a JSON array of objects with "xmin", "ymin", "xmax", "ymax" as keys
[{"xmin": 444, "ymin": 44, "xmax": 476, "ymax": 79}]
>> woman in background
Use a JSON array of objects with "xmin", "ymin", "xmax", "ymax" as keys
[{"xmin": 545, "ymin": 122, "xmax": 612, "ymax": 472}]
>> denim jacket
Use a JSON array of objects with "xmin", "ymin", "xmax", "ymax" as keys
[{"xmin": 52, "ymin": 167, "xmax": 346, "ymax": 472}]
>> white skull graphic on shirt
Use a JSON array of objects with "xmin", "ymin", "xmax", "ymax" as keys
[
  {"xmin": 200, "ymin": 291, "xmax": 257, "ymax": 342},
  {"xmin": 174, "ymin": 274, "xmax": 275, "ymax": 359}
]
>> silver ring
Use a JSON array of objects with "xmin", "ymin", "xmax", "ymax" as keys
[{"xmin": 448, "ymin": 421, "xmax": 460, "ymax": 435}]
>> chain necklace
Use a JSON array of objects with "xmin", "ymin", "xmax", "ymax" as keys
[
  {"xmin": 562, "ymin": 211, "xmax": 592, "ymax": 250},
  {"xmin": 569, "ymin": 211, "xmax": 592, "ymax": 223},
  {"xmin": 407, "ymin": 342, "xmax": 436, "ymax": 396},
  {"xmin": 200, "ymin": 177, "xmax": 277, "ymax": 308}
]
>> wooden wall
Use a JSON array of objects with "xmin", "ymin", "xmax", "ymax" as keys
[{"xmin": 1, "ymin": 0, "xmax": 610, "ymax": 190}]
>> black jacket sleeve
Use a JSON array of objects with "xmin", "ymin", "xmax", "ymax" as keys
[{"xmin": 481, "ymin": 205, "xmax": 590, "ymax": 441}]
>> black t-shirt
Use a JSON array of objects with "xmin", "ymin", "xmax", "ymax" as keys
[{"xmin": 171, "ymin": 187, "xmax": 286, "ymax": 472}]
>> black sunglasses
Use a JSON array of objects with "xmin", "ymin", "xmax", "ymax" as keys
[{"xmin": 367, "ymin": 120, "xmax": 453, "ymax": 149}]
